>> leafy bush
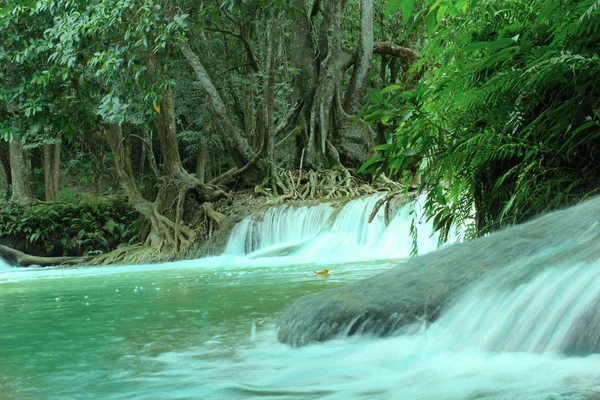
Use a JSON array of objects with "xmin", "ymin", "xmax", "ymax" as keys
[
  {"xmin": 361, "ymin": 0, "xmax": 600, "ymax": 241},
  {"xmin": 0, "ymin": 196, "xmax": 140, "ymax": 256}
]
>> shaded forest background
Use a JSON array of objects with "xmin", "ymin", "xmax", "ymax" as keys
[{"xmin": 1, "ymin": 0, "xmax": 599, "ymax": 262}]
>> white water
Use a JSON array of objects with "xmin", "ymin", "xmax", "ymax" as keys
[
  {"xmin": 123, "ymin": 262, "xmax": 600, "ymax": 400},
  {"xmin": 435, "ymin": 263, "xmax": 600, "ymax": 354},
  {"xmin": 2, "ymin": 194, "xmax": 600, "ymax": 398},
  {"xmin": 0, "ymin": 257, "xmax": 13, "ymax": 271},
  {"xmin": 225, "ymin": 194, "xmax": 443, "ymax": 262}
]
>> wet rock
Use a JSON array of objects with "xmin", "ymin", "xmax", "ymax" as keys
[{"xmin": 277, "ymin": 196, "xmax": 600, "ymax": 346}]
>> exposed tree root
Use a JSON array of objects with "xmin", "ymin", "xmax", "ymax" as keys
[{"xmin": 256, "ymin": 164, "xmax": 402, "ymax": 204}]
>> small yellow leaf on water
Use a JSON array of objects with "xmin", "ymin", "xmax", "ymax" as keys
[
  {"xmin": 153, "ymin": 103, "xmax": 161, "ymax": 114},
  {"xmin": 314, "ymin": 268, "xmax": 329, "ymax": 276}
]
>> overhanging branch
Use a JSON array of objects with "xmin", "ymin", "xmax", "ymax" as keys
[{"xmin": 373, "ymin": 41, "xmax": 419, "ymax": 62}]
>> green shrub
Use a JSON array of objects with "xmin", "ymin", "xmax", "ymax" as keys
[{"xmin": 0, "ymin": 196, "xmax": 140, "ymax": 256}]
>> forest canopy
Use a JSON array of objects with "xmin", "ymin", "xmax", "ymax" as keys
[{"xmin": 1, "ymin": 0, "xmax": 599, "ymax": 260}]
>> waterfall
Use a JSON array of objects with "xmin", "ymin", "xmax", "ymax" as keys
[
  {"xmin": 224, "ymin": 203, "xmax": 336, "ymax": 256},
  {"xmin": 224, "ymin": 194, "xmax": 445, "ymax": 262},
  {"xmin": 434, "ymin": 262, "xmax": 600, "ymax": 354},
  {"xmin": 0, "ymin": 257, "xmax": 13, "ymax": 271}
]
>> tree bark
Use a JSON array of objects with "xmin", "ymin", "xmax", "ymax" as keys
[
  {"xmin": 180, "ymin": 41, "xmax": 263, "ymax": 183},
  {"xmin": 291, "ymin": 0, "xmax": 317, "ymax": 113},
  {"xmin": 307, "ymin": 0, "xmax": 353, "ymax": 166},
  {"xmin": 343, "ymin": 0, "xmax": 374, "ymax": 115},
  {"xmin": 244, "ymin": 67, "xmax": 256, "ymax": 148},
  {"xmin": 157, "ymin": 88, "xmax": 188, "ymax": 180},
  {"xmin": 9, "ymin": 137, "xmax": 36, "ymax": 205},
  {"xmin": 0, "ymin": 141, "xmax": 12, "ymax": 188},
  {"xmin": 265, "ymin": 21, "xmax": 277, "ymax": 163},
  {"xmin": 0, "ymin": 245, "xmax": 94, "ymax": 267},
  {"xmin": 43, "ymin": 142, "xmax": 61, "ymax": 201},
  {"xmin": 373, "ymin": 41, "xmax": 419, "ymax": 61},
  {"xmin": 196, "ymin": 142, "xmax": 207, "ymax": 184}
]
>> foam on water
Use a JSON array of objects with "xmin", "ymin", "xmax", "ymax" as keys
[
  {"xmin": 225, "ymin": 194, "xmax": 444, "ymax": 262},
  {"xmin": 2, "ymin": 194, "xmax": 600, "ymax": 398},
  {"xmin": 0, "ymin": 257, "xmax": 13, "ymax": 271},
  {"xmin": 148, "ymin": 262, "xmax": 600, "ymax": 399}
]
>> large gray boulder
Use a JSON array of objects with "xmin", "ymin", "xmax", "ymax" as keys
[{"xmin": 277, "ymin": 196, "xmax": 600, "ymax": 346}]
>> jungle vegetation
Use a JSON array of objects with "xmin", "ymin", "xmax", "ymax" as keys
[{"xmin": 1, "ymin": 0, "xmax": 599, "ymax": 260}]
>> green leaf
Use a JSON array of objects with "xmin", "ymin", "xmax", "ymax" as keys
[
  {"xmin": 436, "ymin": 5, "xmax": 448, "ymax": 23},
  {"xmin": 401, "ymin": 0, "xmax": 417, "ymax": 23},
  {"xmin": 358, "ymin": 154, "xmax": 382, "ymax": 174},
  {"xmin": 370, "ymin": 91, "xmax": 384, "ymax": 104},
  {"xmin": 385, "ymin": 0, "xmax": 401, "ymax": 18},
  {"xmin": 380, "ymin": 84, "xmax": 401, "ymax": 94},
  {"xmin": 426, "ymin": 11, "xmax": 437, "ymax": 36},
  {"xmin": 465, "ymin": 38, "xmax": 517, "ymax": 52}
]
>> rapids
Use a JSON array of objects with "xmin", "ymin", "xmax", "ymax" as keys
[{"xmin": 1, "ymin": 194, "xmax": 599, "ymax": 399}]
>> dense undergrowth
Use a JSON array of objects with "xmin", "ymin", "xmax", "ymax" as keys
[
  {"xmin": 0, "ymin": 196, "xmax": 140, "ymax": 257},
  {"xmin": 361, "ymin": 0, "xmax": 600, "ymax": 241}
]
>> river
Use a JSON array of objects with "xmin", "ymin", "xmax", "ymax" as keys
[{"xmin": 1, "ymin": 196, "xmax": 599, "ymax": 399}]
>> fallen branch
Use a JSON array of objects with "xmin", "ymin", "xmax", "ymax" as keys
[
  {"xmin": 373, "ymin": 41, "xmax": 419, "ymax": 61},
  {"xmin": 0, "ymin": 245, "xmax": 95, "ymax": 267},
  {"xmin": 368, "ymin": 192, "xmax": 400, "ymax": 224}
]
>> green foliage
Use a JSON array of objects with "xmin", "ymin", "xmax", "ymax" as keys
[
  {"xmin": 364, "ymin": 0, "xmax": 600, "ymax": 240},
  {"xmin": 0, "ymin": 197, "xmax": 140, "ymax": 256}
]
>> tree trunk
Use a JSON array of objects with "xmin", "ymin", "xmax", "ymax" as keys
[
  {"xmin": 343, "ymin": 0, "xmax": 374, "ymax": 115},
  {"xmin": 244, "ymin": 67, "xmax": 256, "ymax": 148},
  {"xmin": 9, "ymin": 137, "xmax": 36, "ymax": 205},
  {"xmin": 142, "ymin": 127, "xmax": 161, "ymax": 177},
  {"xmin": 105, "ymin": 124, "xmax": 161, "ymax": 245},
  {"xmin": 0, "ymin": 141, "xmax": 12, "ymax": 188},
  {"xmin": 307, "ymin": 0, "xmax": 353, "ymax": 167},
  {"xmin": 290, "ymin": 0, "xmax": 318, "ymax": 166},
  {"xmin": 265, "ymin": 21, "xmax": 276, "ymax": 163},
  {"xmin": 180, "ymin": 41, "xmax": 264, "ymax": 183},
  {"xmin": 196, "ymin": 142, "xmax": 207, "ymax": 184},
  {"xmin": 43, "ymin": 142, "xmax": 61, "ymax": 201},
  {"xmin": 157, "ymin": 88, "xmax": 188, "ymax": 180}
]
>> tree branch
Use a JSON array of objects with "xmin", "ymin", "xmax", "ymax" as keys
[
  {"xmin": 275, "ymin": 100, "xmax": 303, "ymax": 136},
  {"xmin": 373, "ymin": 41, "xmax": 419, "ymax": 61},
  {"xmin": 0, "ymin": 245, "xmax": 94, "ymax": 267}
]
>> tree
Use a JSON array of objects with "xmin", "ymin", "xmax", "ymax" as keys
[
  {"xmin": 41, "ymin": 0, "xmax": 230, "ymax": 251},
  {"xmin": 361, "ymin": 0, "xmax": 600, "ymax": 241}
]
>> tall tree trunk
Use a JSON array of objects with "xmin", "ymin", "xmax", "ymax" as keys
[
  {"xmin": 43, "ymin": 142, "xmax": 61, "ymax": 201},
  {"xmin": 180, "ymin": 42, "xmax": 264, "ymax": 183},
  {"xmin": 105, "ymin": 124, "xmax": 162, "ymax": 246},
  {"xmin": 157, "ymin": 88, "xmax": 188, "ymax": 181},
  {"xmin": 142, "ymin": 127, "xmax": 161, "ymax": 177},
  {"xmin": 9, "ymin": 137, "xmax": 36, "ymax": 205},
  {"xmin": 105, "ymin": 123, "xmax": 205, "ymax": 252},
  {"xmin": 291, "ymin": 0, "xmax": 318, "ymax": 165},
  {"xmin": 343, "ymin": 0, "xmax": 374, "ymax": 115},
  {"xmin": 244, "ymin": 67, "xmax": 256, "ymax": 149},
  {"xmin": 196, "ymin": 142, "xmax": 207, "ymax": 185},
  {"xmin": 265, "ymin": 21, "xmax": 276, "ymax": 163},
  {"xmin": 307, "ymin": 0, "xmax": 353, "ymax": 167},
  {"xmin": 0, "ymin": 141, "xmax": 12, "ymax": 188}
]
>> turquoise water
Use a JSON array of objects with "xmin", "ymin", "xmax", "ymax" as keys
[
  {"xmin": 2, "ymin": 258, "xmax": 600, "ymax": 400},
  {"xmin": 2, "ymin": 195, "xmax": 600, "ymax": 399},
  {"xmin": 0, "ymin": 258, "xmax": 394, "ymax": 399}
]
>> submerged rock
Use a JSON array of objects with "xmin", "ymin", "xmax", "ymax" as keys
[{"xmin": 277, "ymin": 196, "xmax": 600, "ymax": 346}]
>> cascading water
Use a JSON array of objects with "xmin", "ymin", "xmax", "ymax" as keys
[
  {"xmin": 2, "ymin": 194, "xmax": 600, "ymax": 399},
  {"xmin": 225, "ymin": 194, "xmax": 442, "ymax": 262},
  {"xmin": 224, "ymin": 202, "xmax": 336, "ymax": 256},
  {"xmin": 0, "ymin": 257, "xmax": 13, "ymax": 271},
  {"xmin": 433, "ymin": 262, "xmax": 600, "ymax": 355}
]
